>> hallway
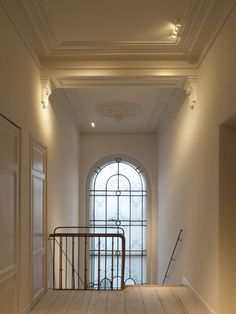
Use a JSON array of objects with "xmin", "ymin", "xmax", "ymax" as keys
[
  {"xmin": 31, "ymin": 286, "xmax": 208, "ymax": 314},
  {"xmin": 1, "ymin": 1, "xmax": 236, "ymax": 313}
]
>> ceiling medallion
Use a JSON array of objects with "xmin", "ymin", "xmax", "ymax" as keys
[{"xmin": 95, "ymin": 102, "xmax": 141, "ymax": 121}]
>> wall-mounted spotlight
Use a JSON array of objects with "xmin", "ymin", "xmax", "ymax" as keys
[
  {"xmin": 41, "ymin": 79, "xmax": 52, "ymax": 109},
  {"xmin": 91, "ymin": 122, "xmax": 96, "ymax": 128}
]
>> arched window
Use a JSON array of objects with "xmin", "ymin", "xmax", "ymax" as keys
[{"xmin": 89, "ymin": 157, "xmax": 147, "ymax": 286}]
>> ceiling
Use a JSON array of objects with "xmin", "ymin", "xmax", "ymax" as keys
[
  {"xmin": 51, "ymin": 86, "xmax": 186, "ymax": 134},
  {"xmin": 2, "ymin": 0, "xmax": 235, "ymax": 134}
]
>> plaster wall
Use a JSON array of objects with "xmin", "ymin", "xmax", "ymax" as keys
[
  {"xmin": 79, "ymin": 134, "xmax": 158, "ymax": 283},
  {"xmin": 157, "ymin": 5, "xmax": 236, "ymax": 312},
  {"xmin": 0, "ymin": 5, "xmax": 80, "ymax": 313}
]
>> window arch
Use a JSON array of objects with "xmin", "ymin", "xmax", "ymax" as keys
[{"xmin": 89, "ymin": 157, "xmax": 147, "ymax": 286}]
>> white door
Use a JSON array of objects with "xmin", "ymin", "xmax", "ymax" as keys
[
  {"xmin": 0, "ymin": 115, "xmax": 20, "ymax": 314},
  {"xmin": 31, "ymin": 140, "xmax": 47, "ymax": 305}
]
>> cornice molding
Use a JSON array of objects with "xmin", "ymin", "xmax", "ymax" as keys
[
  {"xmin": 52, "ymin": 76, "xmax": 187, "ymax": 89},
  {"xmin": 64, "ymin": 90, "xmax": 90, "ymax": 130},
  {"xmin": 49, "ymin": 90, "xmax": 81, "ymax": 133},
  {"xmin": 22, "ymin": 0, "xmax": 59, "ymax": 54},
  {"xmin": 157, "ymin": 88, "xmax": 187, "ymax": 130},
  {"xmin": 20, "ymin": 0, "xmax": 215, "ymax": 61},
  {"xmin": 49, "ymin": 75, "xmax": 194, "ymax": 134},
  {"xmin": 0, "ymin": 0, "xmax": 41, "ymax": 68},
  {"xmin": 178, "ymin": 0, "xmax": 215, "ymax": 52},
  {"xmin": 148, "ymin": 89, "xmax": 174, "ymax": 132}
]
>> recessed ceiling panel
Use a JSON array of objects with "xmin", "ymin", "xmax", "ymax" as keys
[
  {"xmin": 44, "ymin": 0, "xmax": 188, "ymax": 42},
  {"xmin": 54, "ymin": 85, "xmax": 184, "ymax": 134}
]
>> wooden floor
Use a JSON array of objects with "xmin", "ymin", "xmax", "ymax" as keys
[{"xmin": 31, "ymin": 286, "xmax": 208, "ymax": 314}]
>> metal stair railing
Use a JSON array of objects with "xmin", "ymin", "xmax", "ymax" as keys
[
  {"xmin": 162, "ymin": 229, "xmax": 183, "ymax": 284},
  {"xmin": 49, "ymin": 226, "xmax": 125, "ymax": 291}
]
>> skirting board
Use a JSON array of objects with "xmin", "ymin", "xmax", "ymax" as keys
[
  {"xmin": 182, "ymin": 277, "xmax": 216, "ymax": 314},
  {"xmin": 21, "ymin": 304, "xmax": 31, "ymax": 314}
]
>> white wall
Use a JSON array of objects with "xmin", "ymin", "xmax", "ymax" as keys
[
  {"xmin": 79, "ymin": 134, "xmax": 158, "ymax": 283},
  {"xmin": 0, "ymin": 4, "xmax": 80, "ymax": 313},
  {"xmin": 157, "ymin": 5, "xmax": 236, "ymax": 313}
]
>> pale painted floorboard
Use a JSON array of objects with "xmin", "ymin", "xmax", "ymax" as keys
[
  {"xmin": 46, "ymin": 291, "xmax": 75, "ymax": 314},
  {"xmin": 31, "ymin": 291, "xmax": 59, "ymax": 314},
  {"xmin": 31, "ymin": 286, "xmax": 207, "ymax": 314},
  {"xmin": 124, "ymin": 287, "xmax": 145, "ymax": 314},
  {"xmin": 139, "ymin": 287, "xmax": 165, "ymax": 314},
  {"xmin": 66, "ymin": 290, "xmax": 92, "ymax": 314},
  {"xmin": 156, "ymin": 287, "xmax": 186, "ymax": 314},
  {"xmin": 106, "ymin": 290, "xmax": 125, "ymax": 314},
  {"xmin": 171, "ymin": 286, "xmax": 208, "ymax": 314},
  {"xmin": 86, "ymin": 291, "xmax": 108, "ymax": 314}
]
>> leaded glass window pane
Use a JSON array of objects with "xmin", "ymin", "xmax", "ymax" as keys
[{"xmin": 90, "ymin": 158, "xmax": 147, "ymax": 287}]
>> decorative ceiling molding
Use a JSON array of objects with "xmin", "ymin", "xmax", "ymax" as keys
[
  {"xmin": 147, "ymin": 89, "xmax": 174, "ymax": 131},
  {"xmin": 178, "ymin": 0, "xmax": 215, "ymax": 52},
  {"xmin": 51, "ymin": 76, "xmax": 189, "ymax": 89},
  {"xmin": 157, "ymin": 88, "xmax": 187, "ymax": 130},
  {"xmin": 95, "ymin": 102, "xmax": 141, "ymax": 121},
  {"xmin": 49, "ymin": 90, "xmax": 81, "ymax": 132},
  {"xmin": 22, "ymin": 0, "xmax": 59, "ymax": 54},
  {"xmin": 20, "ymin": 0, "xmax": 216, "ymax": 60},
  {"xmin": 63, "ymin": 89, "xmax": 90, "ymax": 130},
  {"xmin": 49, "ymin": 75, "xmax": 193, "ymax": 134}
]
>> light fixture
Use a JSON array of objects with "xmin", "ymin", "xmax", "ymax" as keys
[
  {"xmin": 41, "ymin": 79, "xmax": 52, "ymax": 109},
  {"xmin": 172, "ymin": 21, "xmax": 182, "ymax": 39},
  {"xmin": 91, "ymin": 122, "xmax": 95, "ymax": 128}
]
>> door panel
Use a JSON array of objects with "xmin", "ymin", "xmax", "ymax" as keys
[
  {"xmin": 0, "ymin": 115, "xmax": 19, "ymax": 314},
  {"xmin": 31, "ymin": 140, "xmax": 47, "ymax": 305}
]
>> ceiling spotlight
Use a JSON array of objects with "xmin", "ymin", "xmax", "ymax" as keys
[
  {"xmin": 91, "ymin": 122, "xmax": 95, "ymax": 128},
  {"xmin": 172, "ymin": 22, "xmax": 182, "ymax": 39}
]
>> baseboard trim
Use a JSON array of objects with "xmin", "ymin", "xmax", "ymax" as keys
[
  {"xmin": 21, "ymin": 304, "xmax": 31, "ymax": 314},
  {"xmin": 182, "ymin": 277, "xmax": 216, "ymax": 314}
]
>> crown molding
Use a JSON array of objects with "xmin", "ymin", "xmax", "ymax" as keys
[
  {"xmin": 63, "ymin": 90, "xmax": 90, "ymax": 130},
  {"xmin": 50, "ymin": 75, "xmax": 195, "ymax": 134},
  {"xmin": 20, "ymin": 0, "xmax": 216, "ymax": 61},
  {"xmin": 178, "ymin": 0, "xmax": 215, "ymax": 52},
  {"xmin": 52, "ymin": 76, "xmax": 187, "ymax": 89},
  {"xmin": 22, "ymin": 0, "xmax": 59, "ymax": 54},
  {"xmin": 0, "ymin": 0, "xmax": 41, "ymax": 68},
  {"xmin": 148, "ymin": 89, "xmax": 174, "ymax": 132},
  {"xmin": 157, "ymin": 88, "xmax": 187, "ymax": 130},
  {"xmin": 80, "ymin": 129, "xmax": 158, "ymax": 135},
  {"xmin": 49, "ymin": 89, "xmax": 81, "ymax": 132},
  {"xmin": 198, "ymin": 0, "xmax": 236, "ymax": 66}
]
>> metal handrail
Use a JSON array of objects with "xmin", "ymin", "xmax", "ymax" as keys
[
  {"xmin": 50, "ymin": 227, "xmax": 125, "ymax": 291},
  {"xmin": 162, "ymin": 229, "xmax": 183, "ymax": 284}
]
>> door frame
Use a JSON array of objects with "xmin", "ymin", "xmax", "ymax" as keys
[
  {"xmin": 30, "ymin": 137, "xmax": 47, "ymax": 307},
  {"xmin": 0, "ymin": 113, "xmax": 20, "ymax": 314}
]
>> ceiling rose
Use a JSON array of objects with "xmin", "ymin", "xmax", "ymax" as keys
[{"xmin": 95, "ymin": 101, "xmax": 141, "ymax": 121}]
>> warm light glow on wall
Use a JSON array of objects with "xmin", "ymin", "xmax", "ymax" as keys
[
  {"xmin": 37, "ymin": 84, "xmax": 53, "ymax": 142},
  {"xmin": 41, "ymin": 80, "xmax": 52, "ymax": 109}
]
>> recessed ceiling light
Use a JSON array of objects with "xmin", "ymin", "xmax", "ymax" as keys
[{"xmin": 91, "ymin": 122, "xmax": 95, "ymax": 128}]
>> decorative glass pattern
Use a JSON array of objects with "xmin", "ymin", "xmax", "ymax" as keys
[{"xmin": 89, "ymin": 158, "xmax": 147, "ymax": 288}]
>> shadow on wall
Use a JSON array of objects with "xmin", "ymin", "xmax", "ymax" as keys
[{"xmin": 219, "ymin": 114, "xmax": 236, "ymax": 314}]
